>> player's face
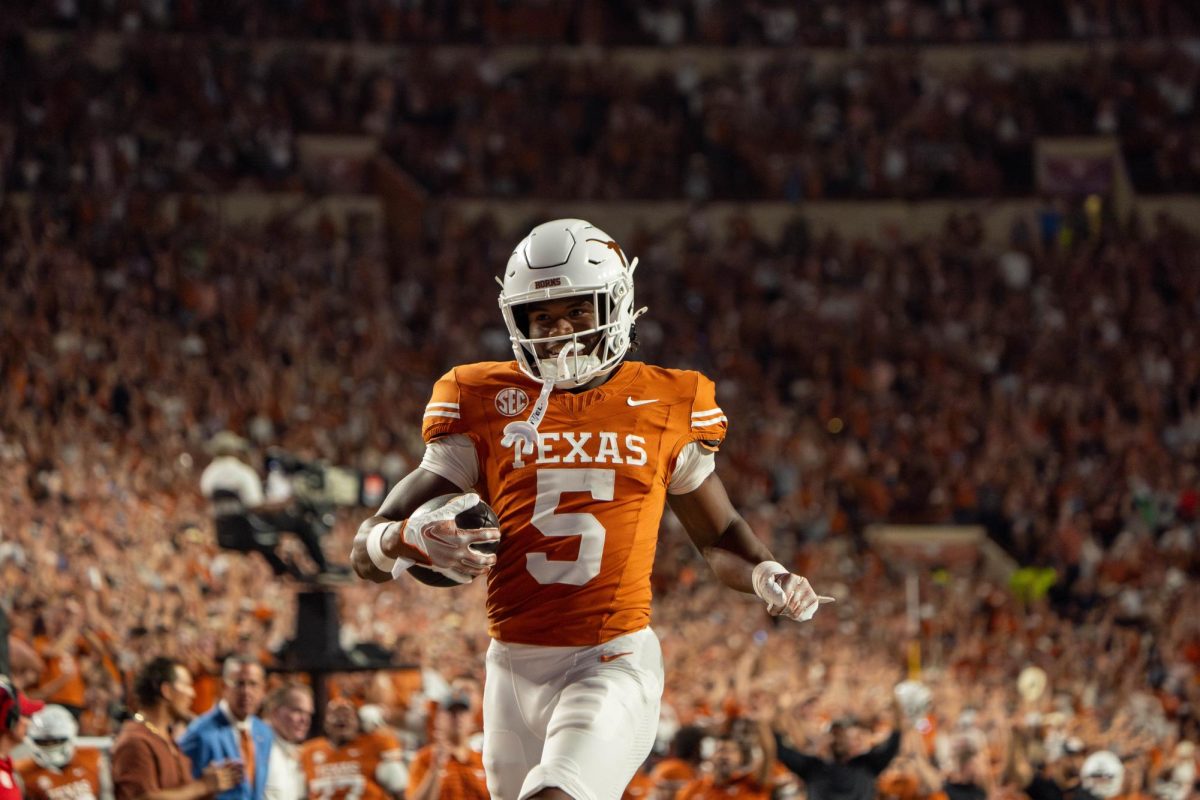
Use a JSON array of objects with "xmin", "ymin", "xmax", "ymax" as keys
[
  {"xmin": 524, "ymin": 298, "xmax": 600, "ymax": 359},
  {"xmin": 324, "ymin": 701, "xmax": 359, "ymax": 745}
]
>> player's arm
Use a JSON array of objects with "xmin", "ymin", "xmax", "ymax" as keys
[
  {"xmin": 668, "ymin": 474, "xmax": 827, "ymax": 621},
  {"xmin": 668, "ymin": 473, "xmax": 772, "ymax": 593},
  {"xmin": 350, "ymin": 467, "xmax": 464, "ymax": 582},
  {"xmin": 353, "ymin": 369, "xmax": 499, "ymax": 583}
]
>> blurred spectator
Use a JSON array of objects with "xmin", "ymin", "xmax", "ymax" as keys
[
  {"xmin": 298, "ymin": 699, "xmax": 407, "ymax": 800},
  {"xmin": 1006, "ymin": 725, "xmax": 1094, "ymax": 800},
  {"xmin": 262, "ymin": 684, "xmax": 312, "ymax": 800},
  {"xmin": 774, "ymin": 700, "xmax": 904, "ymax": 800},
  {"xmin": 30, "ymin": 599, "xmax": 86, "ymax": 717},
  {"xmin": 179, "ymin": 658, "xmax": 271, "ymax": 800},
  {"xmin": 0, "ymin": 676, "xmax": 43, "ymax": 800},
  {"xmin": 200, "ymin": 431, "xmax": 343, "ymax": 582},
  {"xmin": 648, "ymin": 724, "xmax": 704, "ymax": 797},
  {"xmin": 111, "ymin": 657, "xmax": 240, "ymax": 800},
  {"xmin": 406, "ymin": 696, "xmax": 487, "ymax": 800},
  {"xmin": 676, "ymin": 722, "xmax": 774, "ymax": 800}
]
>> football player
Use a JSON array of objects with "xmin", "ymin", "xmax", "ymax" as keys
[
  {"xmin": 351, "ymin": 219, "xmax": 830, "ymax": 800},
  {"xmin": 18, "ymin": 704, "xmax": 110, "ymax": 800},
  {"xmin": 675, "ymin": 731, "xmax": 771, "ymax": 800},
  {"xmin": 298, "ymin": 700, "xmax": 406, "ymax": 800}
]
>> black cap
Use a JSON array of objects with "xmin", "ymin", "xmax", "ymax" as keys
[{"xmin": 440, "ymin": 695, "xmax": 471, "ymax": 713}]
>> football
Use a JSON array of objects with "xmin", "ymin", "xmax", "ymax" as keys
[{"xmin": 408, "ymin": 493, "xmax": 501, "ymax": 588}]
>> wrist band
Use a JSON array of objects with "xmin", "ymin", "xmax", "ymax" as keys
[
  {"xmin": 752, "ymin": 560, "xmax": 786, "ymax": 582},
  {"xmin": 366, "ymin": 522, "xmax": 398, "ymax": 572},
  {"xmin": 390, "ymin": 555, "xmax": 415, "ymax": 579}
]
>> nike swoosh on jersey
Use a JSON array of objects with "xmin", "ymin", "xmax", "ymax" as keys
[
  {"xmin": 626, "ymin": 398, "xmax": 659, "ymax": 406},
  {"xmin": 599, "ymin": 651, "xmax": 634, "ymax": 663}
]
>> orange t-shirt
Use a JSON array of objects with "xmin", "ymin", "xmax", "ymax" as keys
[
  {"xmin": 878, "ymin": 771, "xmax": 924, "ymax": 800},
  {"xmin": 17, "ymin": 749, "xmax": 103, "ymax": 800},
  {"xmin": 299, "ymin": 730, "xmax": 404, "ymax": 800},
  {"xmin": 190, "ymin": 669, "xmax": 220, "ymax": 718},
  {"xmin": 677, "ymin": 773, "xmax": 769, "ymax": 800},
  {"xmin": 32, "ymin": 637, "xmax": 86, "ymax": 709},
  {"xmin": 649, "ymin": 757, "xmax": 696, "ymax": 789},
  {"xmin": 622, "ymin": 769, "xmax": 655, "ymax": 800},
  {"xmin": 422, "ymin": 361, "xmax": 727, "ymax": 646},
  {"xmin": 406, "ymin": 747, "xmax": 488, "ymax": 800}
]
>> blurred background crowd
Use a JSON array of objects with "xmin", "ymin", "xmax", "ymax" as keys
[
  {"xmin": 2, "ymin": 2, "xmax": 1199, "ymax": 799},
  {"xmin": 4, "ymin": 32, "xmax": 1200, "ymax": 198}
]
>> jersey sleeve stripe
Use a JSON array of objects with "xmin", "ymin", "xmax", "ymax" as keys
[
  {"xmin": 424, "ymin": 410, "xmax": 462, "ymax": 419},
  {"xmin": 691, "ymin": 408, "xmax": 724, "ymax": 419},
  {"xmin": 426, "ymin": 402, "xmax": 460, "ymax": 410},
  {"xmin": 691, "ymin": 416, "xmax": 727, "ymax": 427}
]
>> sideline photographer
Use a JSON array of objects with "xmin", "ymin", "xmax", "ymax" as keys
[{"xmin": 199, "ymin": 432, "xmax": 346, "ymax": 583}]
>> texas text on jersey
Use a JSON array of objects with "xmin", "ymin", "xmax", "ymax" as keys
[{"xmin": 421, "ymin": 359, "xmax": 726, "ymax": 646}]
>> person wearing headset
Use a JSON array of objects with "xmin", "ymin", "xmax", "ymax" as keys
[{"xmin": 0, "ymin": 674, "xmax": 46, "ymax": 800}]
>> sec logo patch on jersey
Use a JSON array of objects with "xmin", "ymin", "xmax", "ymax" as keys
[{"xmin": 495, "ymin": 387, "xmax": 529, "ymax": 417}]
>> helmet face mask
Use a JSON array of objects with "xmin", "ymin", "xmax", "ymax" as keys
[
  {"xmin": 27, "ymin": 705, "xmax": 78, "ymax": 769},
  {"xmin": 499, "ymin": 219, "xmax": 641, "ymax": 389}
]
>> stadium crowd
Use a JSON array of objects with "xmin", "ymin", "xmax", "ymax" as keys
[
  {"xmin": 1, "ymin": 186, "xmax": 1198, "ymax": 797},
  {"xmin": 12, "ymin": 0, "xmax": 1200, "ymax": 46},
  {"xmin": 3, "ymin": 1, "xmax": 1200, "ymax": 795},
  {"xmin": 3, "ymin": 35, "xmax": 1199, "ymax": 198}
]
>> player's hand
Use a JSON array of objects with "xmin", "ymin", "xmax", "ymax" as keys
[
  {"xmin": 751, "ymin": 561, "xmax": 833, "ymax": 621},
  {"xmin": 400, "ymin": 492, "xmax": 500, "ymax": 577}
]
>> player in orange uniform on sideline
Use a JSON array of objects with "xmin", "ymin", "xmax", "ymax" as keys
[
  {"xmin": 407, "ymin": 696, "xmax": 488, "ymax": 800},
  {"xmin": 676, "ymin": 731, "xmax": 772, "ymax": 800},
  {"xmin": 16, "ymin": 705, "xmax": 108, "ymax": 800},
  {"xmin": 298, "ymin": 700, "xmax": 407, "ymax": 800},
  {"xmin": 351, "ymin": 219, "xmax": 831, "ymax": 800}
]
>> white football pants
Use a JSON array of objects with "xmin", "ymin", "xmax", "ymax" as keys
[{"xmin": 482, "ymin": 627, "xmax": 664, "ymax": 800}]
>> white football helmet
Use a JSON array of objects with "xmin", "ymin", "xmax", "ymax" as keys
[
  {"xmin": 1153, "ymin": 759, "xmax": 1196, "ymax": 800},
  {"xmin": 1081, "ymin": 750, "xmax": 1125, "ymax": 799},
  {"xmin": 27, "ymin": 704, "xmax": 78, "ymax": 770},
  {"xmin": 498, "ymin": 219, "xmax": 644, "ymax": 389}
]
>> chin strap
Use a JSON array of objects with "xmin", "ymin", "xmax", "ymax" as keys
[{"xmin": 501, "ymin": 342, "xmax": 580, "ymax": 455}]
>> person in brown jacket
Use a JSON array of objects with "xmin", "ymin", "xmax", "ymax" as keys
[{"xmin": 112, "ymin": 657, "xmax": 242, "ymax": 800}]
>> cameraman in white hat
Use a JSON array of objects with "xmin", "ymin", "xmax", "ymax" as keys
[{"xmin": 200, "ymin": 431, "xmax": 344, "ymax": 582}]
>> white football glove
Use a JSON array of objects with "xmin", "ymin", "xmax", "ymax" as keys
[
  {"xmin": 752, "ymin": 561, "xmax": 830, "ymax": 621},
  {"xmin": 402, "ymin": 493, "xmax": 500, "ymax": 580}
]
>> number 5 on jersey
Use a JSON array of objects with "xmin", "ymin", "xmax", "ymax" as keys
[{"xmin": 526, "ymin": 468, "xmax": 615, "ymax": 586}]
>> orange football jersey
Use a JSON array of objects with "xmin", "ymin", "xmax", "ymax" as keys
[
  {"xmin": 300, "ymin": 730, "xmax": 404, "ymax": 800},
  {"xmin": 422, "ymin": 360, "xmax": 727, "ymax": 646},
  {"xmin": 676, "ymin": 773, "xmax": 769, "ymax": 800},
  {"xmin": 17, "ymin": 749, "xmax": 103, "ymax": 800}
]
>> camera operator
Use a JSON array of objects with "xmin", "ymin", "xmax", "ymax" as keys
[{"xmin": 200, "ymin": 432, "xmax": 345, "ymax": 583}]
